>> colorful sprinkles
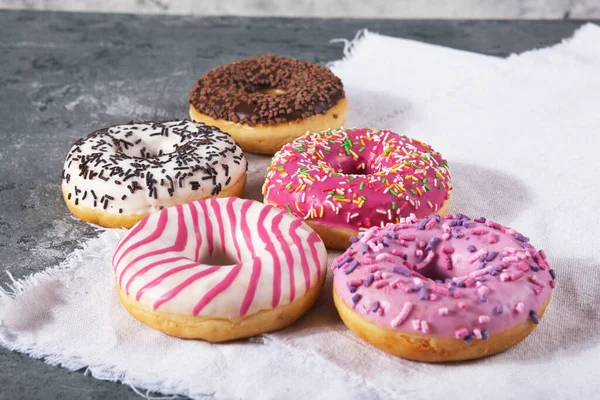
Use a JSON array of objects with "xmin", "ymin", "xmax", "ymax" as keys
[
  {"xmin": 332, "ymin": 213, "xmax": 554, "ymax": 343},
  {"xmin": 263, "ymin": 128, "xmax": 452, "ymax": 231}
]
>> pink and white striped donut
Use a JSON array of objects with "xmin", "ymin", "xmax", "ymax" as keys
[{"xmin": 112, "ymin": 197, "xmax": 328, "ymax": 341}]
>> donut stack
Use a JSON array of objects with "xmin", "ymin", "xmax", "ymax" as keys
[{"xmin": 60, "ymin": 54, "xmax": 554, "ymax": 361}]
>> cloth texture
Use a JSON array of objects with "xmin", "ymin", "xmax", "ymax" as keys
[{"xmin": 2, "ymin": 24, "xmax": 600, "ymax": 400}]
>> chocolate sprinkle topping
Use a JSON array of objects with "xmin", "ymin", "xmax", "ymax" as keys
[
  {"xmin": 189, "ymin": 55, "xmax": 345, "ymax": 126},
  {"xmin": 62, "ymin": 120, "xmax": 246, "ymax": 213}
]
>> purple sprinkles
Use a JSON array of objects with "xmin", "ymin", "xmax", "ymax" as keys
[
  {"xmin": 344, "ymin": 260, "xmax": 359, "ymax": 274},
  {"xmin": 332, "ymin": 212, "xmax": 554, "ymax": 349},
  {"xmin": 529, "ymin": 310, "xmax": 540, "ymax": 324}
]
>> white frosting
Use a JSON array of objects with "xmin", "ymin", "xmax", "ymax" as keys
[
  {"xmin": 62, "ymin": 120, "xmax": 246, "ymax": 215},
  {"xmin": 112, "ymin": 197, "xmax": 328, "ymax": 319}
]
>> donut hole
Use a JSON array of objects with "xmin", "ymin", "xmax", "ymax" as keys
[
  {"xmin": 327, "ymin": 155, "xmax": 380, "ymax": 176},
  {"xmin": 416, "ymin": 255, "xmax": 476, "ymax": 282},
  {"xmin": 116, "ymin": 140, "xmax": 171, "ymax": 159},
  {"xmin": 257, "ymin": 87, "xmax": 287, "ymax": 95},
  {"xmin": 417, "ymin": 263, "xmax": 453, "ymax": 282},
  {"xmin": 333, "ymin": 158, "xmax": 363, "ymax": 175},
  {"xmin": 200, "ymin": 249, "xmax": 239, "ymax": 266}
]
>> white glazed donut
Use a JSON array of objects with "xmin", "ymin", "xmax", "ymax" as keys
[
  {"xmin": 62, "ymin": 120, "xmax": 247, "ymax": 228},
  {"xmin": 112, "ymin": 197, "xmax": 328, "ymax": 341}
]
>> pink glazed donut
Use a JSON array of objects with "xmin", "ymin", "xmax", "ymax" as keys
[
  {"xmin": 332, "ymin": 213, "xmax": 554, "ymax": 362},
  {"xmin": 113, "ymin": 197, "xmax": 327, "ymax": 342},
  {"xmin": 263, "ymin": 128, "xmax": 452, "ymax": 249}
]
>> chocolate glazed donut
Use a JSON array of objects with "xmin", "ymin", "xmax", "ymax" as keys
[{"xmin": 189, "ymin": 55, "xmax": 349, "ymax": 155}]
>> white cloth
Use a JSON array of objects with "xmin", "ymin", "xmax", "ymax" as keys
[{"xmin": 2, "ymin": 24, "xmax": 600, "ymax": 400}]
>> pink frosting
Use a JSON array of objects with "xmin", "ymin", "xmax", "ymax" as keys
[
  {"xmin": 333, "ymin": 213, "xmax": 555, "ymax": 342},
  {"xmin": 112, "ymin": 197, "xmax": 328, "ymax": 319},
  {"xmin": 262, "ymin": 128, "xmax": 451, "ymax": 232}
]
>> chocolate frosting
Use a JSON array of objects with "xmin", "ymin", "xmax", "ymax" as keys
[{"xmin": 189, "ymin": 55, "xmax": 345, "ymax": 126}]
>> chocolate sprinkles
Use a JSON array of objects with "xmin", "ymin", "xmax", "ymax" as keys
[
  {"xmin": 62, "ymin": 120, "xmax": 247, "ymax": 213},
  {"xmin": 189, "ymin": 55, "xmax": 345, "ymax": 126}
]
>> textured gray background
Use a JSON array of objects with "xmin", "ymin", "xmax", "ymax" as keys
[
  {"xmin": 1, "ymin": 0, "xmax": 599, "ymax": 18},
  {"xmin": 0, "ymin": 10, "xmax": 593, "ymax": 399}
]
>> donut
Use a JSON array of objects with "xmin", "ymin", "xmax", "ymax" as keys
[
  {"xmin": 112, "ymin": 197, "xmax": 328, "ymax": 342},
  {"xmin": 62, "ymin": 120, "xmax": 247, "ymax": 228},
  {"xmin": 188, "ymin": 55, "xmax": 348, "ymax": 155},
  {"xmin": 332, "ymin": 213, "xmax": 555, "ymax": 362},
  {"xmin": 262, "ymin": 128, "xmax": 451, "ymax": 249}
]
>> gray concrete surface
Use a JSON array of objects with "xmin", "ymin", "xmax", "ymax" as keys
[
  {"xmin": 0, "ymin": 11, "xmax": 593, "ymax": 399},
  {"xmin": 1, "ymin": 0, "xmax": 600, "ymax": 19}
]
